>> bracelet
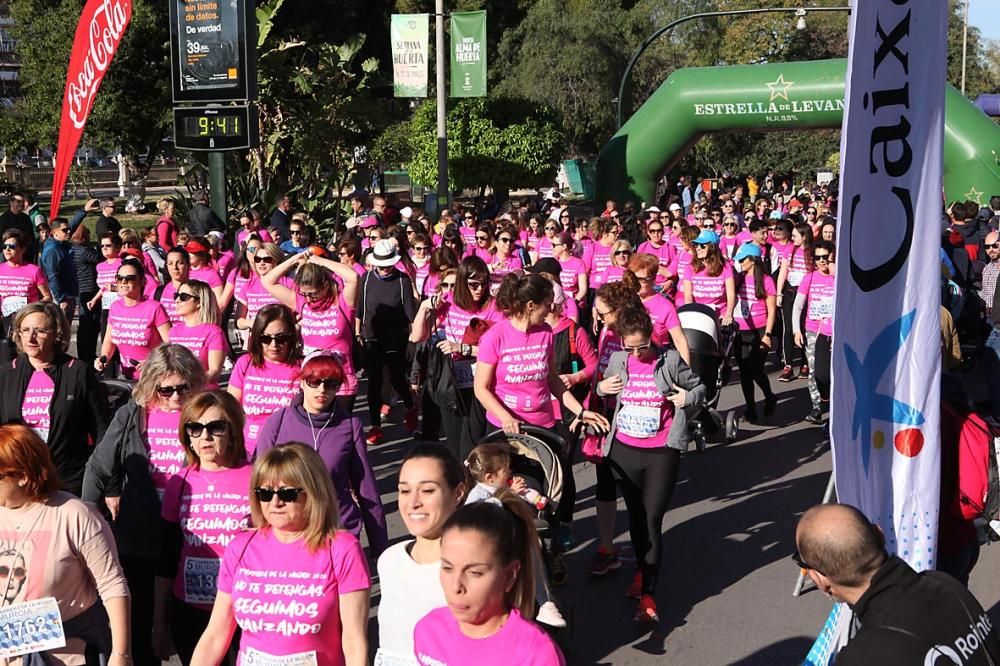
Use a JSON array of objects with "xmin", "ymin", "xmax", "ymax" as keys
[{"xmin": 111, "ymin": 652, "xmax": 131, "ymax": 660}]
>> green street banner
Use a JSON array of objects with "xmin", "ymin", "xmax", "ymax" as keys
[
  {"xmin": 390, "ymin": 14, "xmax": 428, "ymax": 97},
  {"xmin": 450, "ymin": 11, "xmax": 486, "ymax": 97}
]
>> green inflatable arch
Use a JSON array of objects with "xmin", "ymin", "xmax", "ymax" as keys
[{"xmin": 597, "ymin": 58, "xmax": 1000, "ymax": 206}]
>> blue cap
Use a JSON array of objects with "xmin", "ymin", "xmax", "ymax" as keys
[
  {"xmin": 733, "ymin": 242, "xmax": 762, "ymax": 262},
  {"xmin": 694, "ymin": 229, "xmax": 720, "ymax": 245},
  {"xmin": 769, "ymin": 210, "xmax": 784, "ymax": 220}
]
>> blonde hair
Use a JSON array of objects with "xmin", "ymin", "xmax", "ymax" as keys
[
  {"xmin": 157, "ymin": 198, "xmax": 176, "ymax": 216},
  {"xmin": 180, "ymin": 279, "xmax": 221, "ymax": 325},
  {"xmin": 612, "ymin": 239, "xmax": 633, "ymax": 255},
  {"xmin": 119, "ymin": 228, "xmax": 141, "ymax": 245},
  {"xmin": 178, "ymin": 391, "xmax": 247, "ymax": 467},
  {"xmin": 132, "ymin": 344, "xmax": 207, "ymax": 409},
  {"xmin": 464, "ymin": 442, "xmax": 511, "ymax": 484},
  {"xmin": 250, "ymin": 444, "xmax": 341, "ymax": 552},
  {"xmin": 13, "ymin": 302, "xmax": 70, "ymax": 354},
  {"xmin": 256, "ymin": 242, "xmax": 285, "ymax": 265}
]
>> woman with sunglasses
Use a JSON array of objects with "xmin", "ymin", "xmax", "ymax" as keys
[
  {"xmin": 532, "ymin": 219, "xmax": 562, "ymax": 262},
  {"xmin": 440, "ymin": 225, "xmax": 467, "ymax": 260},
  {"xmin": 168, "ymin": 279, "xmax": 226, "ymax": 386},
  {"xmin": 572, "ymin": 217, "xmax": 594, "ymax": 259},
  {"xmin": 192, "ymin": 445, "xmax": 371, "ymax": 666},
  {"xmin": 718, "ymin": 213, "xmax": 751, "ymax": 261},
  {"xmin": 121, "ymin": 228, "xmax": 161, "ymax": 284},
  {"xmin": 256, "ymin": 352, "xmax": 388, "ymax": 555},
  {"xmin": 233, "ymin": 242, "xmax": 290, "ymax": 335},
  {"xmin": 587, "ymin": 218, "xmax": 620, "ymax": 292},
  {"xmin": 84, "ymin": 344, "xmax": 207, "ymax": 665},
  {"xmin": 95, "ymin": 257, "xmax": 171, "ymax": 379},
  {"xmin": 775, "ymin": 222, "xmax": 815, "ymax": 381},
  {"xmin": 524, "ymin": 213, "xmax": 544, "ymax": 253},
  {"xmin": 421, "ymin": 246, "xmax": 459, "ymax": 299},
  {"xmin": 185, "ymin": 237, "xmax": 224, "ymax": 302},
  {"xmin": 732, "ymin": 243, "xmax": 778, "ymax": 423},
  {"xmin": 264, "ymin": 250, "xmax": 360, "ymax": 407},
  {"xmin": 682, "ymin": 230, "xmax": 736, "ymax": 326},
  {"xmin": 549, "ymin": 231, "xmax": 587, "ymax": 312},
  {"xmin": 488, "ymin": 224, "xmax": 524, "ymax": 293},
  {"xmin": 458, "ymin": 210, "xmax": 479, "ymax": 247},
  {"xmin": 471, "ymin": 223, "xmax": 495, "ymax": 262},
  {"xmin": 154, "ymin": 390, "xmax": 250, "ymax": 665},
  {"xmin": 338, "ymin": 237, "xmax": 368, "ymax": 277},
  {"xmin": 88, "ymin": 232, "xmax": 121, "ymax": 317},
  {"xmin": 411, "ymin": 256, "xmax": 502, "ymax": 457},
  {"xmin": 792, "ymin": 240, "xmax": 835, "ymax": 425},
  {"xmin": 228, "ymin": 305, "xmax": 301, "ymax": 456},
  {"xmin": 592, "ymin": 239, "xmax": 633, "ymax": 300},
  {"xmin": 409, "ymin": 232, "xmax": 433, "ymax": 295},
  {"xmin": 0, "ymin": 229, "xmax": 52, "ymax": 338},
  {"xmin": 595, "ymin": 305, "xmax": 704, "ymax": 623},
  {"xmin": 220, "ymin": 233, "xmax": 261, "ymax": 314},
  {"xmin": 636, "ymin": 219, "xmax": 674, "ymax": 288},
  {"xmin": 626, "ymin": 254, "xmax": 690, "ymax": 361}
]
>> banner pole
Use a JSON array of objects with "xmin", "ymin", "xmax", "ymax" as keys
[
  {"xmin": 208, "ymin": 152, "xmax": 227, "ymax": 223},
  {"xmin": 435, "ymin": 0, "xmax": 448, "ymax": 209}
]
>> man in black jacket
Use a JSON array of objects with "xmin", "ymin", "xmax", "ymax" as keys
[
  {"xmin": 94, "ymin": 197, "xmax": 121, "ymax": 237},
  {"xmin": 0, "ymin": 191, "xmax": 36, "ymax": 263},
  {"xmin": 795, "ymin": 504, "xmax": 1000, "ymax": 665},
  {"xmin": 187, "ymin": 189, "xmax": 225, "ymax": 237},
  {"xmin": 269, "ymin": 193, "xmax": 292, "ymax": 243}
]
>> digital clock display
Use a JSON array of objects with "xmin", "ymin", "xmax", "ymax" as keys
[
  {"xmin": 183, "ymin": 114, "xmax": 243, "ymax": 137},
  {"xmin": 173, "ymin": 104, "xmax": 258, "ymax": 151}
]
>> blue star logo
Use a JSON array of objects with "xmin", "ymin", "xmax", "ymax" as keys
[{"xmin": 843, "ymin": 310, "xmax": 926, "ymax": 474}]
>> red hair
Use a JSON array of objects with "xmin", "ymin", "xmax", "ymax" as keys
[
  {"xmin": 297, "ymin": 354, "xmax": 346, "ymax": 385},
  {"xmin": 0, "ymin": 424, "xmax": 60, "ymax": 500}
]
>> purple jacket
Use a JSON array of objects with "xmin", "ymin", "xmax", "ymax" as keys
[{"xmin": 255, "ymin": 395, "xmax": 388, "ymax": 555}]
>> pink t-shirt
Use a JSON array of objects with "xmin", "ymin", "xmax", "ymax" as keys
[
  {"xmin": 799, "ymin": 269, "xmax": 835, "ymax": 336},
  {"xmin": 237, "ymin": 229, "xmax": 273, "ymax": 247},
  {"xmin": 735, "ymin": 273, "xmax": 776, "ymax": 332},
  {"xmin": 785, "ymin": 246, "xmax": 810, "ymax": 287},
  {"xmin": 616, "ymin": 354, "xmax": 675, "ymax": 449},
  {"xmin": 216, "ymin": 252, "xmax": 237, "ymax": 282},
  {"xmin": 596, "ymin": 327, "xmax": 623, "ymax": 379},
  {"xmin": 414, "ymin": 607, "xmax": 564, "ymax": 666},
  {"xmin": 22, "ymin": 369, "xmax": 54, "ymax": 442},
  {"xmin": 146, "ymin": 408, "xmax": 185, "ymax": 497},
  {"xmin": 636, "ymin": 241, "xmax": 673, "ymax": 285},
  {"xmin": 772, "ymin": 240, "xmax": 793, "ymax": 270},
  {"xmin": 95, "ymin": 259, "xmax": 122, "ymax": 295},
  {"xmin": 557, "ymin": 256, "xmax": 587, "ymax": 299},
  {"xmin": 168, "ymin": 321, "xmax": 226, "ymax": 370},
  {"xmin": 161, "ymin": 464, "xmax": 253, "ymax": 608},
  {"xmin": 471, "ymin": 246, "xmax": 493, "ymax": 263},
  {"xmin": 189, "ymin": 265, "xmax": 223, "ymax": 289},
  {"xmin": 458, "ymin": 225, "xmax": 477, "ymax": 247},
  {"xmin": 438, "ymin": 297, "xmax": 503, "ymax": 390},
  {"xmin": 218, "ymin": 529, "xmax": 370, "ymax": 666},
  {"xmin": 595, "ymin": 265, "xmax": 625, "ymax": 286},
  {"xmin": 587, "ymin": 243, "xmax": 615, "ymax": 287},
  {"xmin": 719, "ymin": 232, "xmax": 752, "ymax": 260},
  {"xmin": 229, "ymin": 355, "xmax": 299, "ymax": 455},
  {"xmin": 158, "ymin": 282, "xmax": 182, "ymax": 324},
  {"xmin": 108, "ymin": 299, "xmax": 169, "ymax": 370},
  {"xmin": 294, "ymin": 293, "xmax": 357, "ymax": 396},
  {"xmin": 236, "ymin": 275, "xmax": 292, "ymax": 323},
  {"xmin": 0, "ymin": 262, "xmax": 47, "ymax": 317},
  {"xmin": 478, "ymin": 319, "xmax": 556, "ymax": 428},
  {"xmin": 489, "ymin": 254, "xmax": 524, "ymax": 291},
  {"xmin": 642, "ymin": 293, "xmax": 680, "ymax": 347},
  {"xmin": 681, "ymin": 262, "xmax": 733, "ymax": 317},
  {"xmin": 536, "ymin": 237, "xmax": 555, "ymax": 259}
]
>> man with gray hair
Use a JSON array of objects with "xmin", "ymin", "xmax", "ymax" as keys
[
  {"xmin": 94, "ymin": 197, "xmax": 121, "ymax": 237},
  {"xmin": 794, "ymin": 504, "xmax": 1000, "ymax": 665},
  {"xmin": 187, "ymin": 189, "xmax": 225, "ymax": 237}
]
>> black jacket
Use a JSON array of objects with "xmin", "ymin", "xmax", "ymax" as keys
[
  {"xmin": 0, "ymin": 352, "xmax": 109, "ymax": 496},
  {"xmin": 0, "ymin": 210, "xmax": 36, "ymax": 262},
  {"xmin": 837, "ymin": 556, "xmax": 1000, "ymax": 665},
  {"xmin": 95, "ymin": 214, "xmax": 121, "ymax": 238},
  {"xmin": 187, "ymin": 202, "xmax": 225, "ymax": 237},
  {"xmin": 358, "ymin": 270, "xmax": 416, "ymax": 347}
]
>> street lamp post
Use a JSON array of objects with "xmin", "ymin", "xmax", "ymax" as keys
[
  {"xmin": 436, "ymin": 0, "xmax": 449, "ymax": 211},
  {"xmin": 616, "ymin": 5, "xmax": 852, "ymax": 130}
]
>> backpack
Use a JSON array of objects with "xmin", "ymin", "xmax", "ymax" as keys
[{"xmin": 941, "ymin": 402, "xmax": 1000, "ymax": 537}]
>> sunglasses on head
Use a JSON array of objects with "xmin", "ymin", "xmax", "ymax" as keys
[
  {"xmin": 254, "ymin": 255, "xmax": 275, "ymax": 264},
  {"xmin": 254, "ymin": 487, "xmax": 304, "ymax": 503},
  {"xmin": 174, "ymin": 292, "xmax": 199, "ymax": 302},
  {"xmin": 304, "ymin": 377, "xmax": 340, "ymax": 391},
  {"xmin": 260, "ymin": 333, "xmax": 292, "ymax": 346},
  {"xmin": 156, "ymin": 383, "xmax": 190, "ymax": 398},
  {"xmin": 184, "ymin": 420, "xmax": 227, "ymax": 438}
]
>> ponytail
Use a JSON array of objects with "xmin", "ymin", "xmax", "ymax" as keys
[
  {"xmin": 442, "ymin": 488, "xmax": 539, "ymax": 618},
  {"xmin": 495, "ymin": 273, "xmax": 553, "ymax": 317}
]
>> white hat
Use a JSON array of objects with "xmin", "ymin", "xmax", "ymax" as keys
[
  {"xmin": 400, "ymin": 206, "xmax": 413, "ymax": 219},
  {"xmin": 668, "ymin": 203, "xmax": 682, "ymax": 212},
  {"xmin": 645, "ymin": 206, "xmax": 661, "ymax": 213},
  {"xmin": 345, "ymin": 216, "xmax": 362, "ymax": 230},
  {"xmin": 207, "ymin": 230, "xmax": 224, "ymax": 241},
  {"xmin": 369, "ymin": 239, "xmax": 401, "ymax": 267}
]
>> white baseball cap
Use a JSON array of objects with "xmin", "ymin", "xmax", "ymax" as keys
[{"xmin": 668, "ymin": 203, "xmax": 682, "ymax": 212}]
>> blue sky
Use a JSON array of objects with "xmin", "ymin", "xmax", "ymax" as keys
[{"xmin": 970, "ymin": 0, "xmax": 1000, "ymax": 42}]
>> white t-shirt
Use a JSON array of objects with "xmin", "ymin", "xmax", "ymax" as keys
[{"xmin": 376, "ymin": 540, "xmax": 446, "ymax": 665}]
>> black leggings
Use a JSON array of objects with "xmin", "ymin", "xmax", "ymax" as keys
[
  {"xmin": 607, "ymin": 440, "xmax": 682, "ymax": 596},
  {"xmin": 121, "ymin": 555, "xmax": 158, "ymax": 665},
  {"xmin": 814, "ymin": 333, "xmax": 832, "ymax": 400},
  {"xmin": 364, "ymin": 340, "xmax": 412, "ymax": 426},
  {"xmin": 169, "ymin": 596, "xmax": 239, "ymax": 665},
  {"xmin": 779, "ymin": 285, "xmax": 805, "ymax": 367},
  {"xmin": 440, "ymin": 388, "xmax": 486, "ymax": 461},
  {"xmin": 735, "ymin": 330, "xmax": 775, "ymax": 409}
]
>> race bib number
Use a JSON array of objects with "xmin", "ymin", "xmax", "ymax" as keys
[
  {"xmin": 183, "ymin": 556, "xmax": 220, "ymax": 605},
  {"xmin": 101, "ymin": 291, "xmax": 119, "ymax": 310},
  {"xmin": 453, "ymin": 359, "xmax": 475, "ymax": 389},
  {"xmin": 617, "ymin": 405, "xmax": 662, "ymax": 439},
  {"xmin": 374, "ymin": 648, "xmax": 417, "ymax": 666},
  {"xmin": 1, "ymin": 296, "xmax": 27, "ymax": 318},
  {"xmin": 243, "ymin": 647, "xmax": 318, "ymax": 665},
  {"xmin": 0, "ymin": 597, "xmax": 66, "ymax": 658},
  {"xmin": 808, "ymin": 297, "xmax": 833, "ymax": 321}
]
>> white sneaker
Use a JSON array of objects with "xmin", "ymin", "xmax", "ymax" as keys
[{"xmin": 536, "ymin": 601, "xmax": 567, "ymax": 628}]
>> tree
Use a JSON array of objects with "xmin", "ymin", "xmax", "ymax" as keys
[
  {"xmin": 389, "ymin": 96, "xmax": 565, "ymax": 195},
  {"xmin": 946, "ymin": 0, "xmax": 993, "ymax": 99},
  {"xmin": 986, "ymin": 39, "xmax": 1000, "ymax": 93},
  {"xmin": 713, "ymin": 0, "xmax": 848, "ymax": 66}
]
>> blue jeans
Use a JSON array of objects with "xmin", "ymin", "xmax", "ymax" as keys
[{"xmin": 984, "ymin": 329, "xmax": 1000, "ymax": 421}]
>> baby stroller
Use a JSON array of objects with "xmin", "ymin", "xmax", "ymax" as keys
[{"xmin": 677, "ymin": 302, "xmax": 740, "ymax": 451}]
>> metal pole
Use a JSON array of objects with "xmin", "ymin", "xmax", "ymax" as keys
[
  {"xmin": 616, "ymin": 6, "xmax": 852, "ymax": 130},
  {"xmin": 961, "ymin": 0, "xmax": 970, "ymax": 95},
  {"xmin": 436, "ymin": 0, "xmax": 448, "ymax": 210},
  {"xmin": 792, "ymin": 470, "xmax": 837, "ymax": 597},
  {"xmin": 208, "ymin": 152, "xmax": 227, "ymax": 223}
]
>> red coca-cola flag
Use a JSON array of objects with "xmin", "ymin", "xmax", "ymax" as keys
[{"xmin": 50, "ymin": 0, "xmax": 133, "ymax": 218}]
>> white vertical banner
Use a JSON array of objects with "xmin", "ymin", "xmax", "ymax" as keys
[
  {"xmin": 390, "ymin": 14, "xmax": 429, "ymax": 97},
  {"xmin": 806, "ymin": 0, "xmax": 947, "ymax": 662}
]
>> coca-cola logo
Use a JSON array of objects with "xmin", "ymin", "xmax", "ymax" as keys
[{"xmin": 65, "ymin": 0, "xmax": 131, "ymax": 129}]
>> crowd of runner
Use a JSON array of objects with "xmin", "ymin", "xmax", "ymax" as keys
[{"xmin": 0, "ymin": 175, "xmax": 996, "ymax": 665}]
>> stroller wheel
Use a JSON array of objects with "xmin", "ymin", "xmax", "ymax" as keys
[
  {"xmin": 725, "ymin": 411, "xmax": 739, "ymax": 443},
  {"xmin": 693, "ymin": 425, "xmax": 707, "ymax": 453}
]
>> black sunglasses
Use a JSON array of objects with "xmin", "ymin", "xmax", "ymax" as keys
[
  {"xmin": 156, "ymin": 383, "xmax": 190, "ymax": 398},
  {"xmin": 987, "ymin": 242, "xmax": 1000, "ymax": 250},
  {"xmin": 497, "ymin": 237, "xmax": 513, "ymax": 244},
  {"xmin": 614, "ymin": 250, "xmax": 631, "ymax": 256},
  {"xmin": 184, "ymin": 420, "xmax": 228, "ymax": 438},
  {"xmin": 304, "ymin": 377, "xmax": 340, "ymax": 391},
  {"xmin": 791, "ymin": 549, "xmax": 820, "ymax": 573},
  {"xmin": 174, "ymin": 292, "xmax": 199, "ymax": 302},
  {"xmin": 2, "ymin": 244, "xmax": 17, "ymax": 250},
  {"xmin": 290, "ymin": 230, "xmax": 302, "ymax": 235},
  {"xmin": 254, "ymin": 487, "xmax": 305, "ymax": 503},
  {"xmin": 260, "ymin": 333, "xmax": 292, "ymax": 346},
  {"xmin": 116, "ymin": 274, "xmax": 138, "ymax": 283},
  {"xmin": 254, "ymin": 255, "xmax": 275, "ymax": 264},
  {"xmin": 814, "ymin": 254, "xmax": 831, "ymax": 263}
]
